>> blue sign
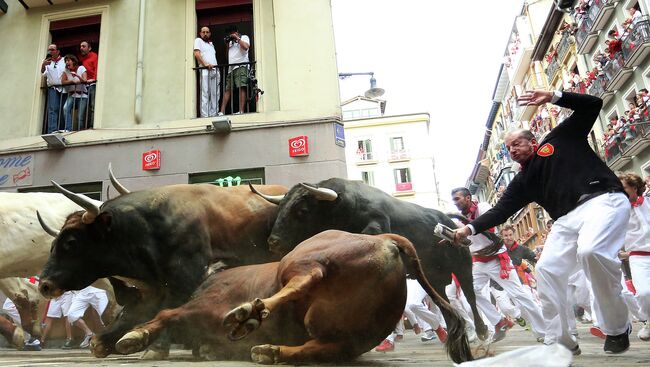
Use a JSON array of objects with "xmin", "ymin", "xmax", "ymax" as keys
[{"xmin": 334, "ymin": 123, "xmax": 345, "ymax": 147}]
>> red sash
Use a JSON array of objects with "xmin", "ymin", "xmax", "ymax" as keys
[{"xmin": 472, "ymin": 252, "xmax": 513, "ymax": 279}]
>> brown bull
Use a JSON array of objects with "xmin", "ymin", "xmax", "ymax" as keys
[
  {"xmin": 0, "ymin": 314, "xmax": 24, "ymax": 349},
  {"xmin": 114, "ymin": 230, "xmax": 472, "ymax": 364}
]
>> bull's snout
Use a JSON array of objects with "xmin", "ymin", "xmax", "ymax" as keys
[
  {"xmin": 267, "ymin": 235, "xmax": 283, "ymax": 254},
  {"xmin": 39, "ymin": 279, "xmax": 63, "ymax": 299}
]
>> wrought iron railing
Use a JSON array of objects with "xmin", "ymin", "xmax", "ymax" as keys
[
  {"xmin": 545, "ymin": 57, "xmax": 560, "ymax": 82},
  {"xmin": 41, "ymin": 81, "xmax": 96, "ymax": 134},
  {"xmin": 602, "ymin": 52, "xmax": 626, "ymax": 82},
  {"xmin": 587, "ymin": 74, "xmax": 608, "ymax": 97},
  {"xmin": 604, "ymin": 119, "xmax": 649, "ymax": 164},
  {"xmin": 556, "ymin": 32, "xmax": 573, "ymax": 62},
  {"xmin": 622, "ymin": 15, "xmax": 650, "ymax": 59},
  {"xmin": 575, "ymin": 14, "xmax": 594, "ymax": 49}
]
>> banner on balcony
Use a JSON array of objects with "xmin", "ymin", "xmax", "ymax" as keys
[
  {"xmin": 142, "ymin": 149, "xmax": 161, "ymax": 170},
  {"xmin": 0, "ymin": 153, "xmax": 34, "ymax": 188},
  {"xmin": 289, "ymin": 136, "xmax": 309, "ymax": 157}
]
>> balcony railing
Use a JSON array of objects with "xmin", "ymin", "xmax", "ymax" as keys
[
  {"xmin": 575, "ymin": 15, "xmax": 594, "ymax": 50},
  {"xmin": 395, "ymin": 182, "xmax": 413, "ymax": 192},
  {"xmin": 586, "ymin": 0, "xmax": 606, "ymax": 25},
  {"xmin": 556, "ymin": 32, "xmax": 573, "ymax": 62},
  {"xmin": 193, "ymin": 61, "xmax": 261, "ymax": 118},
  {"xmin": 602, "ymin": 52, "xmax": 626, "ymax": 84},
  {"xmin": 587, "ymin": 74, "xmax": 608, "ymax": 98},
  {"xmin": 622, "ymin": 16, "xmax": 650, "ymax": 65},
  {"xmin": 41, "ymin": 81, "xmax": 96, "ymax": 134},
  {"xmin": 604, "ymin": 120, "xmax": 649, "ymax": 165},
  {"xmin": 356, "ymin": 151, "xmax": 374, "ymax": 161},
  {"xmin": 389, "ymin": 149, "xmax": 410, "ymax": 161},
  {"xmin": 545, "ymin": 57, "xmax": 560, "ymax": 82}
]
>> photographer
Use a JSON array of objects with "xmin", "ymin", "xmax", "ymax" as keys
[
  {"xmin": 219, "ymin": 25, "xmax": 250, "ymax": 116},
  {"xmin": 41, "ymin": 44, "xmax": 67, "ymax": 133}
]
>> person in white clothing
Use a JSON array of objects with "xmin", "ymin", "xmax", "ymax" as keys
[
  {"xmin": 61, "ymin": 55, "xmax": 88, "ymax": 132},
  {"xmin": 219, "ymin": 25, "xmax": 250, "ymax": 115},
  {"xmin": 452, "ymin": 187, "xmax": 546, "ymax": 343},
  {"xmin": 41, "ymin": 291, "xmax": 74, "ymax": 349},
  {"xmin": 404, "ymin": 279, "xmax": 447, "ymax": 343},
  {"xmin": 618, "ymin": 172, "xmax": 650, "ymax": 340},
  {"xmin": 194, "ymin": 26, "xmax": 220, "ymax": 117},
  {"xmin": 41, "ymin": 44, "xmax": 67, "ymax": 133},
  {"xmin": 67, "ymin": 286, "xmax": 108, "ymax": 349}
]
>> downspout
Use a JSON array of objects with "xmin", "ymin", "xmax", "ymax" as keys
[{"xmin": 134, "ymin": 0, "xmax": 146, "ymax": 124}]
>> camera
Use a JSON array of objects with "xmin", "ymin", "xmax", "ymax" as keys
[{"xmin": 224, "ymin": 34, "xmax": 237, "ymax": 43}]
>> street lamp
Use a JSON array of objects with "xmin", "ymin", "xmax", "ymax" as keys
[{"xmin": 338, "ymin": 72, "xmax": 385, "ymax": 98}]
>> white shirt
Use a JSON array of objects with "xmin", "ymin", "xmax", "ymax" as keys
[
  {"xmin": 624, "ymin": 197, "xmax": 650, "ymax": 252},
  {"xmin": 63, "ymin": 65, "xmax": 88, "ymax": 97},
  {"xmin": 228, "ymin": 34, "xmax": 250, "ymax": 71},
  {"xmin": 43, "ymin": 56, "xmax": 66, "ymax": 90},
  {"xmin": 456, "ymin": 202, "xmax": 507, "ymax": 255},
  {"xmin": 194, "ymin": 38, "xmax": 218, "ymax": 66}
]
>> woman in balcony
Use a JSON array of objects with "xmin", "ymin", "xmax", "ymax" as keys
[{"xmin": 61, "ymin": 55, "xmax": 88, "ymax": 132}]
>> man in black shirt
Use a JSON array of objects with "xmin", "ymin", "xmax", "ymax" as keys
[{"xmin": 454, "ymin": 90, "xmax": 631, "ymax": 355}]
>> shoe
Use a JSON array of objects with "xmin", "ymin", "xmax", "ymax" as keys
[
  {"xmin": 394, "ymin": 334, "xmax": 404, "ymax": 342},
  {"xmin": 217, "ymin": 112, "xmax": 224, "ymax": 116},
  {"xmin": 492, "ymin": 318, "xmax": 514, "ymax": 343},
  {"xmin": 61, "ymin": 339, "xmax": 75, "ymax": 350},
  {"xmin": 233, "ymin": 111, "xmax": 242, "ymax": 115},
  {"xmin": 413, "ymin": 323, "xmax": 422, "ymax": 335},
  {"xmin": 79, "ymin": 334, "xmax": 93, "ymax": 349},
  {"xmin": 374, "ymin": 339, "xmax": 394, "ymax": 352},
  {"xmin": 435, "ymin": 326, "xmax": 448, "ymax": 343},
  {"xmin": 420, "ymin": 329, "xmax": 437, "ymax": 342},
  {"xmin": 638, "ymin": 321, "xmax": 650, "ymax": 341},
  {"xmin": 604, "ymin": 326, "xmax": 631, "ymax": 354},
  {"xmin": 570, "ymin": 344, "xmax": 581, "ymax": 356},
  {"xmin": 516, "ymin": 317, "xmax": 527, "ymax": 327},
  {"xmin": 536, "ymin": 336, "xmax": 545, "ymax": 343},
  {"xmin": 466, "ymin": 328, "xmax": 478, "ymax": 343},
  {"xmin": 590, "ymin": 326, "xmax": 606, "ymax": 339},
  {"xmin": 23, "ymin": 338, "xmax": 42, "ymax": 351}
]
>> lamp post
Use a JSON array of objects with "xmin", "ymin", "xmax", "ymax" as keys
[{"xmin": 338, "ymin": 72, "xmax": 385, "ymax": 98}]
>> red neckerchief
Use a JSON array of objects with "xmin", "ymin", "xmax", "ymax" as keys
[
  {"xmin": 508, "ymin": 241, "xmax": 519, "ymax": 252},
  {"xmin": 51, "ymin": 56, "xmax": 62, "ymax": 63},
  {"xmin": 632, "ymin": 196, "xmax": 644, "ymax": 207},
  {"xmin": 463, "ymin": 201, "xmax": 479, "ymax": 221}
]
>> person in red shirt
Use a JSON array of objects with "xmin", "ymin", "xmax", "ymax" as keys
[{"xmin": 78, "ymin": 41, "xmax": 98, "ymax": 128}]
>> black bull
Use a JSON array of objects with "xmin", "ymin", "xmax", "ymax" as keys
[
  {"xmin": 38, "ymin": 183, "xmax": 287, "ymax": 357},
  {"xmin": 253, "ymin": 178, "xmax": 489, "ymax": 340}
]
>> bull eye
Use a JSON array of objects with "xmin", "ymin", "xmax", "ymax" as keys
[{"xmin": 62, "ymin": 239, "xmax": 77, "ymax": 251}]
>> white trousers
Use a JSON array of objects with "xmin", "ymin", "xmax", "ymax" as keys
[
  {"xmin": 492, "ymin": 287, "xmax": 521, "ymax": 319},
  {"xmin": 473, "ymin": 260, "xmax": 545, "ymax": 337},
  {"xmin": 445, "ymin": 282, "xmax": 476, "ymax": 330},
  {"xmin": 405, "ymin": 279, "xmax": 444, "ymax": 330},
  {"xmin": 537, "ymin": 192, "xmax": 630, "ymax": 348},
  {"xmin": 67, "ymin": 287, "xmax": 108, "ymax": 324},
  {"xmin": 46, "ymin": 291, "xmax": 73, "ymax": 318},
  {"xmin": 199, "ymin": 69, "xmax": 220, "ymax": 117},
  {"xmin": 630, "ymin": 255, "xmax": 650, "ymax": 321}
]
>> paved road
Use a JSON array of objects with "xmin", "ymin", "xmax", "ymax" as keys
[{"xmin": 0, "ymin": 322, "xmax": 648, "ymax": 366}]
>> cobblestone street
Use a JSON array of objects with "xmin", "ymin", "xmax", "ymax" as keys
[{"xmin": 0, "ymin": 322, "xmax": 648, "ymax": 366}]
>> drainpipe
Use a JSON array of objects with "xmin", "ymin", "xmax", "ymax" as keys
[{"xmin": 134, "ymin": 0, "xmax": 146, "ymax": 123}]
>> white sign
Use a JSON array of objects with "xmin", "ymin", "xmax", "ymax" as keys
[{"xmin": 0, "ymin": 154, "xmax": 34, "ymax": 188}]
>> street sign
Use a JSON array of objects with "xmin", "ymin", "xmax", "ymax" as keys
[{"xmin": 334, "ymin": 123, "xmax": 345, "ymax": 147}]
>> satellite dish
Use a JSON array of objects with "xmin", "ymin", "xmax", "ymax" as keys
[{"xmin": 364, "ymin": 76, "xmax": 385, "ymax": 98}]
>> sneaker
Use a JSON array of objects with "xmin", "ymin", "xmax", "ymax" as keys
[
  {"xmin": 233, "ymin": 111, "xmax": 242, "ymax": 115},
  {"xmin": 420, "ymin": 329, "xmax": 437, "ymax": 342},
  {"xmin": 374, "ymin": 339, "xmax": 394, "ymax": 352},
  {"xmin": 61, "ymin": 339, "xmax": 75, "ymax": 350},
  {"xmin": 79, "ymin": 334, "xmax": 93, "ymax": 349},
  {"xmin": 604, "ymin": 326, "xmax": 631, "ymax": 354},
  {"xmin": 413, "ymin": 323, "xmax": 422, "ymax": 335},
  {"xmin": 435, "ymin": 326, "xmax": 448, "ymax": 343},
  {"xmin": 23, "ymin": 338, "xmax": 42, "ymax": 352},
  {"xmin": 493, "ymin": 317, "xmax": 514, "ymax": 342},
  {"xmin": 217, "ymin": 112, "xmax": 224, "ymax": 116},
  {"xmin": 638, "ymin": 321, "xmax": 650, "ymax": 341},
  {"xmin": 516, "ymin": 317, "xmax": 527, "ymax": 327},
  {"xmin": 590, "ymin": 326, "xmax": 606, "ymax": 340},
  {"xmin": 395, "ymin": 334, "xmax": 404, "ymax": 342},
  {"xmin": 536, "ymin": 336, "xmax": 545, "ymax": 343}
]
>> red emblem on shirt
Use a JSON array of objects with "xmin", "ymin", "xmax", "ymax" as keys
[{"xmin": 537, "ymin": 143, "xmax": 554, "ymax": 157}]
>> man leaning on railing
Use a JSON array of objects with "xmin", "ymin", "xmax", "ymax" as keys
[
  {"xmin": 41, "ymin": 44, "xmax": 67, "ymax": 134},
  {"xmin": 194, "ymin": 26, "xmax": 220, "ymax": 118}
]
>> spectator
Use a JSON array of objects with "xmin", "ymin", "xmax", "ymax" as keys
[
  {"xmin": 78, "ymin": 41, "xmax": 98, "ymax": 129},
  {"xmin": 606, "ymin": 30, "xmax": 623, "ymax": 59},
  {"xmin": 41, "ymin": 291, "xmax": 74, "ymax": 349},
  {"xmin": 193, "ymin": 26, "xmax": 220, "ymax": 118},
  {"xmin": 66, "ymin": 286, "xmax": 108, "ymax": 349},
  {"xmin": 219, "ymin": 25, "xmax": 250, "ymax": 116},
  {"xmin": 644, "ymin": 175, "xmax": 650, "ymax": 197},
  {"xmin": 41, "ymin": 44, "xmax": 67, "ymax": 133},
  {"xmin": 61, "ymin": 55, "xmax": 88, "ymax": 132}
]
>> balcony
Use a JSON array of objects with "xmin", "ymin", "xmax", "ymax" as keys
[
  {"xmin": 586, "ymin": 74, "xmax": 614, "ymax": 103},
  {"xmin": 356, "ymin": 151, "xmax": 377, "ymax": 165},
  {"xmin": 588, "ymin": 0, "xmax": 616, "ymax": 32},
  {"xmin": 388, "ymin": 149, "xmax": 410, "ymax": 162},
  {"xmin": 194, "ymin": 61, "xmax": 260, "ymax": 118},
  {"xmin": 622, "ymin": 16, "xmax": 650, "ymax": 68},
  {"xmin": 575, "ymin": 15, "xmax": 598, "ymax": 54},
  {"xmin": 556, "ymin": 32, "xmax": 574, "ymax": 63},
  {"xmin": 603, "ymin": 52, "xmax": 633, "ymax": 91},
  {"xmin": 519, "ymin": 73, "xmax": 546, "ymax": 121},
  {"xmin": 41, "ymin": 81, "xmax": 96, "ymax": 134},
  {"xmin": 604, "ymin": 121, "xmax": 650, "ymax": 170},
  {"xmin": 395, "ymin": 182, "xmax": 413, "ymax": 192},
  {"xmin": 545, "ymin": 57, "xmax": 561, "ymax": 84}
]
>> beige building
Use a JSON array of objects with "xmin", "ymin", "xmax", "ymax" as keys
[
  {"xmin": 342, "ymin": 97, "xmax": 443, "ymax": 210},
  {"xmin": 0, "ymin": 0, "xmax": 346, "ymax": 197}
]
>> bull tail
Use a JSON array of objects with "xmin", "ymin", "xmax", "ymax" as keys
[{"xmin": 386, "ymin": 234, "xmax": 473, "ymax": 363}]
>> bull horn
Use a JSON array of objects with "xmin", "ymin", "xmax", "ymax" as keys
[
  {"xmin": 36, "ymin": 210, "xmax": 60, "ymax": 237},
  {"xmin": 51, "ymin": 180, "xmax": 101, "ymax": 223},
  {"xmin": 108, "ymin": 162, "xmax": 130, "ymax": 195},
  {"xmin": 248, "ymin": 182, "xmax": 285, "ymax": 205},
  {"xmin": 300, "ymin": 183, "xmax": 338, "ymax": 201}
]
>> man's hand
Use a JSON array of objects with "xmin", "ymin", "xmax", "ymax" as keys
[
  {"xmin": 453, "ymin": 226, "xmax": 472, "ymax": 245},
  {"xmin": 206, "ymin": 63, "xmax": 214, "ymax": 70},
  {"xmin": 517, "ymin": 90, "xmax": 553, "ymax": 106}
]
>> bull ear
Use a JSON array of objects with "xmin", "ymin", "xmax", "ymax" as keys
[
  {"xmin": 36, "ymin": 210, "xmax": 60, "ymax": 237},
  {"xmin": 108, "ymin": 162, "xmax": 131, "ymax": 195},
  {"xmin": 300, "ymin": 183, "xmax": 338, "ymax": 201},
  {"xmin": 248, "ymin": 182, "xmax": 285, "ymax": 205}
]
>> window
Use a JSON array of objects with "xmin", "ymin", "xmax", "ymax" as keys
[
  {"xmin": 360, "ymin": 171, "xmax": 374, "ymax": 186},
  {"xmin": 394, "ymin": 168, "xmax": 412, "ymax": 192},
  {"xmin": 189, "ymin": 167, "xmax": 264, "ymax": 186},
  {"xmin": 390, "ymin": 136, "xmax": 405, "ymax": 152},
  {"xmin": 20, "ymin": 182, "xmax": 102, "ymax": 201},
  {"xmin": 357, "ymin": 139, "xmax": 373, "ymax": 160}
]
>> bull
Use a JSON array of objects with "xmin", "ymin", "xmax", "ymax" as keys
[
  {"xmin": 251, "ymin": 178, "xmax": 488, "ymax": 341},
  {"xmin": 0, "ymin": 312, "xmax": 23, "ymax": 349},
  {"xmin": 38, "ymin": 178, "xmax": 287, "ymax": 358},
  {"xmin": 113, "ymin": 230, "xmax": 473, "ymax": 364}
]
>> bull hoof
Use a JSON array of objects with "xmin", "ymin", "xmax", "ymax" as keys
[
  {"xmin": 90, "ymin": 335, "xmax": 113, "ymax": 358},
  {"xmin": 224, "ymin": 299, "xmax": 268, "ymax": 341},
  {"xmin": 12, "ymin": 327, "xmax": 25, "ymax": 349},
  {"xmin": 140, "ymin": 346, "xmax": 169, "ymax": 360},
  {"xmin": 251, "ymin": 344, "xmax": 280, "ymax": 364},
  {"xmin": 116, "ymin": 330, "xmax": 149, "ymax": 355}
]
